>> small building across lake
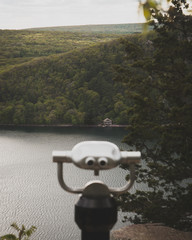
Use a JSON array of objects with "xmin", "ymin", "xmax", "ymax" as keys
[{"xmin": 103, "ymin": 118, "xmax": 112, "ymax": 127}]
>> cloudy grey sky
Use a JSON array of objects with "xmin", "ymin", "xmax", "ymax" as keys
[{"xmin": 0, "ymin": 0, "xmax": 145, "ymax": 29}]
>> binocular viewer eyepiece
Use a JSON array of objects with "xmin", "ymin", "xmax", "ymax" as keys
[
  {"xmin": 53, "ymin": 141, "xmax": 140, "ymax": 173},
  {"xmin": 53, "ymin": 141, "xmax": 141, "ymax": 194}
]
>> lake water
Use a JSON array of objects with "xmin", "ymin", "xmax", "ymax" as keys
[{"xmin": 0, "ymin": 127, "xmax": 141, "ymax": 240}]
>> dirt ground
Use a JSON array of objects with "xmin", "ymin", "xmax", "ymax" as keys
[{"xmin": 111, "ymin": 223, "xmax": 192, "ymax": 240}]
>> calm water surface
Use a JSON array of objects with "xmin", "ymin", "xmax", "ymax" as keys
[{"xmin": 0, "ymin": 127, "xmax": 140, "ymax": 240}]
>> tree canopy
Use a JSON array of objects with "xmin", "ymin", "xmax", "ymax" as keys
[
  {"xmin": 0, "ymin": 31, "xmax": 136, "ymax": 125},
  {"xmin": 116, "ymin": 0, "xmax": 192, "ymax": 231}
]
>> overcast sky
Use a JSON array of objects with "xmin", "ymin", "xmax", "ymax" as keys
[{"xmin": 0, "ymin": 0, "xmax": 145, "ymax": 29}]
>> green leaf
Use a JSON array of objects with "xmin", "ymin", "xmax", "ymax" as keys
[
  {"xmin": 0, "ymin": 234, "xmax": 17, "ymax": 240},
  {"xmin": 10, "ymin": 223, "xmax": 20, "ymax": 232}
]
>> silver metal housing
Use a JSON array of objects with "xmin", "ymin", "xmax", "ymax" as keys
[{"xmin": 53, "ymin": 141, "xmax": 141, "ymax": 194}]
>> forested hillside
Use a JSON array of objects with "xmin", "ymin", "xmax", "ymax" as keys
[
  {"xmin": 0, "ymin": 29, "xmax": 150, "ymax": 125},
  {"xmin": 0, "ymin": 30, "xmax": 120, "ymax": 72}
]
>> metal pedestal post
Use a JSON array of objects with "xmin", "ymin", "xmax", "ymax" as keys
[{"xmin": 75, "ymin": 182, "xmax": 117, "ymax": 240}]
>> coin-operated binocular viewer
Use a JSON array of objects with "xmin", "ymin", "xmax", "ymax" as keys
[{"xmin": 53, "ymin": 141, "xmax": 141, "ymax": 240}]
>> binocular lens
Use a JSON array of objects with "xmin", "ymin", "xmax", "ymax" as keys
[
  {"xmin": 100, "ymin": 160, "xmax": 106, "ymax": 166},
  {"xmin": 87, "ymin": 160, "xmax": 94, "ymax": 165}
]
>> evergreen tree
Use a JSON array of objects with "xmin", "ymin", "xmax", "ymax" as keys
[{"xmin": 116, "ymin": 0, "xmax": 192, "ymax": 231}]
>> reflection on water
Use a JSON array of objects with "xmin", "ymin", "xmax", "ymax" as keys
[{"xmin": 0, "ymin": 127, "xmax": 139, "ymax": 240}]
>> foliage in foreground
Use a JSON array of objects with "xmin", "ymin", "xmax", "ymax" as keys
[
  {"xmin": 0, "ymin": 223, "xmax": 36, "ymax": 240},
  {"xmin": 116, "ymin": 0, "xmax": 192, "ymax": 231}
]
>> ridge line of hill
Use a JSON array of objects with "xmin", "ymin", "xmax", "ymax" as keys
[
  {"xmin": 26, "ymin": 23, "xmax": 149, "ymax": 34},
  {"xmin": 0, "ymin": 38, "xmax": 121, "ymax": 75}
]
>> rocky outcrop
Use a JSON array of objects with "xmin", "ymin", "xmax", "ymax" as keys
[{"xmin": 111, "ymin": 223, "xmax": 192, "ymax": 240}]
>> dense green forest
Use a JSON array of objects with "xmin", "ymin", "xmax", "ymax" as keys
[
  {"xmin": 0, "ymin": 28, "xmax": 150, "ymax": 125},
  {"xmin": 0, "ymin": 30, "xmax": 120, "ymax": 72}
]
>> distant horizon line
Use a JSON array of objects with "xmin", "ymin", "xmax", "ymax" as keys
[{"xmin": 1, "ymin": 22, "xmax": 146, "ymax": 31}]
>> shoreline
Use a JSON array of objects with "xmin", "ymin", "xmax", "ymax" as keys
[{"xmin": 0, "ymin": 124, "xmax": 129, "ymax": 128}]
